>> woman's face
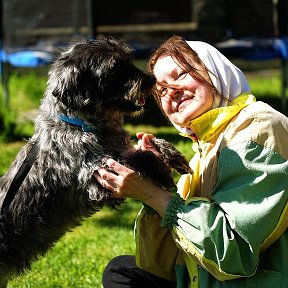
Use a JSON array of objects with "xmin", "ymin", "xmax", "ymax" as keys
[{"xmin": 153, "ymin": 55, "xmax": 214, "ymax": 127}]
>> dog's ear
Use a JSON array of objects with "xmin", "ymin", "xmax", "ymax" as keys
[{"xmin": 50, "ymin": 59, "xmax": 96, "ymax": 111}]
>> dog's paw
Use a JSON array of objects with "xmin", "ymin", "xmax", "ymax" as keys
[
  {"xmin": 88, "ymin": 180, "xmax": 125, "ymax": 210},
  {"xmin": 123, "ymin": 149, "xmax": 176, "ymax": 191},
  {"xmin": 150, "ymin": 138, "xmax": 193, "ymax": 175}
]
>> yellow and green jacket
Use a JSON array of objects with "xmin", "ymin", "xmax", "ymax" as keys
[{"xmin": 135, "ymin": 94, "xmax": 288, "ymax": 288}]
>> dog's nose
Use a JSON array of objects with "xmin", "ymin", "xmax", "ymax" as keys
[{"xmin": 147, "ymin": 75, "xmax": 156, "ymax": 87}]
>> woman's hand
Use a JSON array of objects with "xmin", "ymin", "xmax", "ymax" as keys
[
  {"xmin": 94, "ymin": 158, "xmax": 172, "ymax": 216},
  {"xmin": 134, "ymin": 132, "xmax": 161, "ymax": 157},
  {"xmin": 94, "ymin": 159, "xmax": 156, "ymax": 201}
]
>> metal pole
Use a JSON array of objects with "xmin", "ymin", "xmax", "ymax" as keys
[
  {"xmin": 277, "ymin": 0, "xmax": 288, "ymax": 113},
  {"xmin": 86, "ymin": 0, "xmax": 96, "ymax": 40},
  {"xmin": 0, "ymin": 0, "xmax": 10, "ymax": 118}
]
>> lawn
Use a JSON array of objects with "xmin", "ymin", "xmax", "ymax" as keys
[
  {"xmin": 8, "ymin": 200, "xmax": 142, "ymax": 288},
  {"xmin": 0, "ymin": 61, "xmax": 285, "ymax": 287}
]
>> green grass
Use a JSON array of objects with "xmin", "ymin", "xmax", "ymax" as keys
[
  {"xmin": 8, "ymin": 200, "xmax": 142, "ymax": 288},
  {"xmin": 0, "ymin": 141, "xmax": 26, "ymax": 175},
  {"xmin": 0, "ymin": 66, "xmax": 285, "ymax": 287},
  {"xmin": 0, "ymin": 70, "xmax": 46, "ymax": 141},
  {"xmin": 8, "ymin": 71, "xmax": 47, "ymax": 110}
]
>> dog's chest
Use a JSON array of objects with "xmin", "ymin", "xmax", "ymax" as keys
[{"xmin": 99, "ymin": 129, "xmax": 133, "ymax": 154}]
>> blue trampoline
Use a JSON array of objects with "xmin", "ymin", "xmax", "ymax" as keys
[{"xmin": 0, "ymin": 50, "xmax": 54, "ymax": 73}]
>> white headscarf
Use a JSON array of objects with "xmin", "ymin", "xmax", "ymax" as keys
[
  {"xmin": 186, "ymin": 41, "xmax": 251, "ymax": 108},
  {"xmin": 172, "ymin": 41, "xmax": 251, "ymax": 135}
]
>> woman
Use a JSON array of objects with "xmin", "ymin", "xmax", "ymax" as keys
[{"xmin": 95, "ymin": 36, "xmax": 288, "ymax": 287}]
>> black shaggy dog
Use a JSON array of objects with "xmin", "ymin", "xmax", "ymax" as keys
[{"xmin": 0, "ymin": 37, "xmax": 191, "ymax": 286}]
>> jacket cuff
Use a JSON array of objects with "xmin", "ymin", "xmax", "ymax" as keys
[
  {"xmin": 160, "ymin": 193, "xmax": 185, "ymax": 228},
  {"xmin": 142, "ymin": 202, "xmax": 158, "ymax": 214}
]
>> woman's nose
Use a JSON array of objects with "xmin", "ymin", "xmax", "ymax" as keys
[{"xmin": 167, "ymin": 87, "xmax": 182, "ymax": 98}]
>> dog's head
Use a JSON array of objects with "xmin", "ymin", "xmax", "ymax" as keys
[{"xmin": 48, "ymin": 37, "xmax": 155, "ymax": 117}]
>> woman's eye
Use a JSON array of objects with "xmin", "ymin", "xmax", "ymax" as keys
[
  {"xmin": 156, "ymin": 84, "xmax": 168, "ymax": 96},
  {"xmin": 178, "ymin": 72, "xmax": 187, "ymax": 79},
  {"xmin": 160, "ymin": 87, "xmax": 168, "ymax": 96}
]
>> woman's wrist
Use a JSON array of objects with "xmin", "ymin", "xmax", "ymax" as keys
[{"xmin": 142, "ymin": 186, "xmax": 173, "ymax": 217}]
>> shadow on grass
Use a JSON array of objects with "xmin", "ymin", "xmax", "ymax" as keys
[{"xmin": 92, "ymin": 200, "xmax": 142, "ymax": 229}]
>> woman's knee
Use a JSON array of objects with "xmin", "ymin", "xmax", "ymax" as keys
[{"xmin": 102, "ymin": 255, "xmax": 135, "ymax": 287}]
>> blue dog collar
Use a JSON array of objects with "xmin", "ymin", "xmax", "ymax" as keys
[{"xmin": 58, "ymin": 114, "xmax": 96, "ymax": 132}]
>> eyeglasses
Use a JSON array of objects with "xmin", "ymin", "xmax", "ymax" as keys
[{"xmin": 156, "ymin": 85, "xmax": 184, "ymax": 98}]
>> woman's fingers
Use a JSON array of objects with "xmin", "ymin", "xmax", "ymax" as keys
[
  {"xmin": 136, "ymin": 132, "xmax": 154, "ymax": 141},
  {"xmin": 94, "ymin": 168, "xmax": 117, "ymax": 191},
  {"xmin": 134, "ymin": 132, "xmax": 161, "ymax": 156},
  {"xmin": 106, "ymin": 159, "xmax": 132, "ymax": 176},
  {"xmin": 94, "ymin": 159, "xmax": 135, "ymax": 198},
  {"xmin": 137, "ymin": 133, "xmax": 161, "ymax": 157},
  {"xmin": 136, "ymin": 132, "xmax": 145, "ymax": 139},
  {"xmin": 94, "ymin": 158, "xmax": 171, "ymax": 215},
  {"xmin": 94, "ymin": 159, "xmax": 153, "ymax": 201}
]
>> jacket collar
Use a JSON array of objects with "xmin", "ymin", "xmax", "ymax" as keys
[{"xmin": 180, "ymin": 94, "xmax": 256, "ymax": 143}]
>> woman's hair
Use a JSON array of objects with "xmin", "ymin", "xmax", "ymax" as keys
[{"xmin": 148, "ymin": 35, "xmax": 222, "ymax": 111}]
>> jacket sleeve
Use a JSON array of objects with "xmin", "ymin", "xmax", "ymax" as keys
[
  {"xmin": 134, "ymin": 206, "xmax": 180, "ymax": 281},
  {"xmin": 161, "ymin": 140, "xmax": 288, "ymax": 281}
]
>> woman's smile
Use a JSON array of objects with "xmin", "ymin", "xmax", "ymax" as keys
[{"xmin": 176, "ymin": 96, "xmax": 195, "ymax": 112}]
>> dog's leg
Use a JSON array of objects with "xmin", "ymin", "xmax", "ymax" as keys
[
  {"xmin": 150, "ymin": 138, "xmax": 193, "ymax": 175},
  {"xmin": 123, "ymin": 150, "xmax": 176, "ymax": 191}
]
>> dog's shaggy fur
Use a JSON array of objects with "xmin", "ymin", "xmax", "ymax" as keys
[{"xmin": 0, "ymin": 37, "xmax": 191, "ymax": 286}]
